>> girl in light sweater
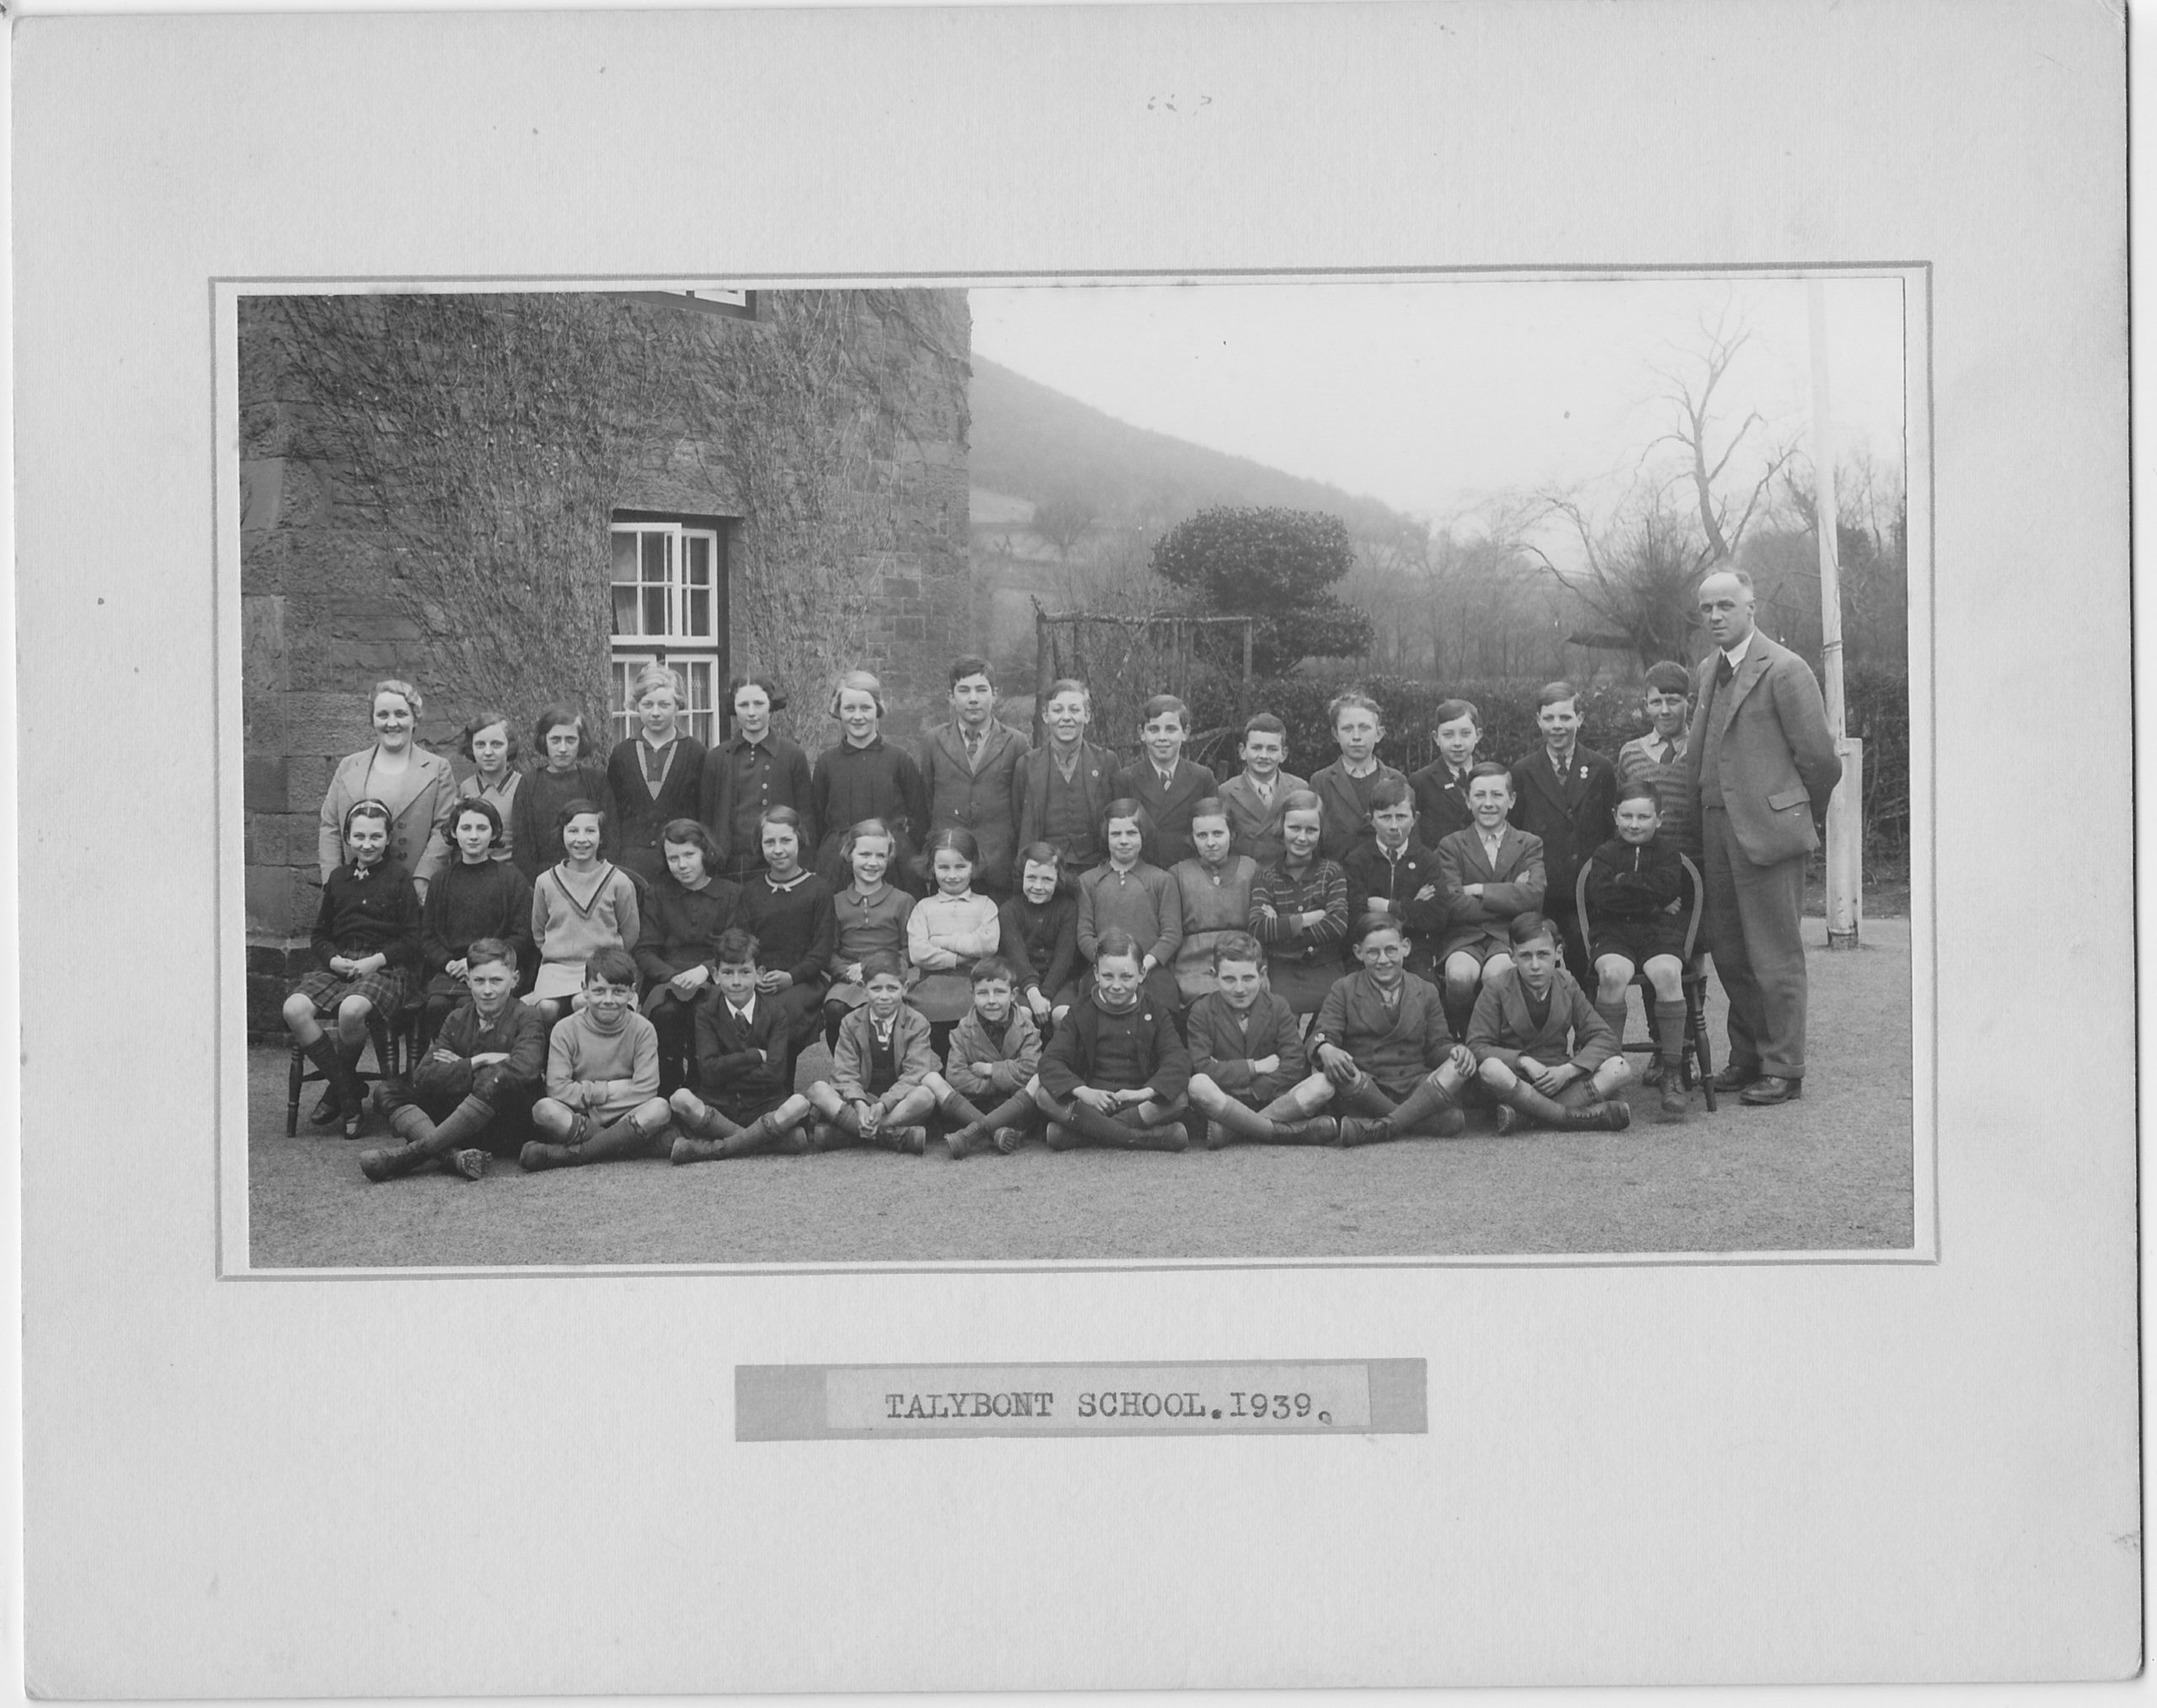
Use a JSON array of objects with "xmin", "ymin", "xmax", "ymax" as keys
[
  {"xmin": 907, "ymin": 828, "xmax": 1001, "ymax": 1055},
  {"xmin": 527, "ymin": 799, "xmax": 642, "ymax": 1025}
]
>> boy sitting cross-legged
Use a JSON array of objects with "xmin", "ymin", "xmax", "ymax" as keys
[
  {"xmin": 803, "ymin": 952, "xmax": 940, "ymax": 1154},
  {"xmin": 519, "ymin": 946, "xmax": 678, "ymax": 1170},
  {"xmin": 1468, "ymin": 912, "xmax": 1633, "ymax": 1133},
  {"xmin": 1033, "ymin": 929, "xmax": 1193, "ymax": 1152},
  {"xmin": 667, "ymin": 927, "xmax": 816, "ymax": 1161},
  {"xmin": 361, "ymin": 937, "xmax": 547, "ymax": 1182},
  {"xmin": 1298, "ymin": 913, "xmax": 1476, "ymax": 1147},
  {"xmin": 1184, "ymin": 932, "xmax": 1334, "ymax": 1148},
  {"xmin": 928, "ymin": 955, "xmax": 1046, "ymax": 1159}
]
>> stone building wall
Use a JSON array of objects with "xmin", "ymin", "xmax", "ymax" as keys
[{"xmin": 241, "ymin": 288, "xmax": 971, "ymax": 1033}]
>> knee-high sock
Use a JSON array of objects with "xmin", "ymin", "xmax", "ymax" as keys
[
  {"xmin": 1384, "ymin": 1074, "xmax": 1462, "ymax": 1137},
  {"xmin": 1594, "ymin": 997, "xmax": 1630, "ymax": 1050},
  {"xmin": 1654, "ymin": 999, "xmax": 1689, "ymax": 1068},
  {"xmin": 1204, "ymin": 1096, "xmax": 1278, "ymax": 1143},
  {"xmin": 399, "ymin": 1095, "xmax": 495, "ymax": 1159},
  {"xmin": 575, "ymin": 1111, "xmax": 662, "ymax": 1165},
  {"xmin": 1501, "ymin": 1079, "xmax": 1576, "ymax": 1127},
  {"xmin": 936, "ymin": 1085, "xmax": 988, "ymax": 1127}
]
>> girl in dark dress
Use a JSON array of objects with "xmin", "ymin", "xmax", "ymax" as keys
[
  {"xmin": 513, "ymin": 704, "xmax": 609, "ymax": 881},
  {"xmin": 810, "ymin": 669, "xmax": 929, "ymax": 895}
]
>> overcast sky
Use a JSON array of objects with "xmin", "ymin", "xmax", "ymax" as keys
[{"xmin": 970, "ymin": 274, "xmax": 1908, "ymax": 535}]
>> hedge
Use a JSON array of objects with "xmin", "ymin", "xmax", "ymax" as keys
[{"xmin": 1189, "ymin": 661, "xmax": 1911, "ymax": 869}]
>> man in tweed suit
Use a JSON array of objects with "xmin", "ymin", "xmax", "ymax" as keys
[{"xmin": 1684, "ymin": 566, "xmax": 1842, "ymax": 1106}]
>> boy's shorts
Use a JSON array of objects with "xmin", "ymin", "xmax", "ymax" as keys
[
  {"xmin": 706, "ymin": 1085, "xmax": 792, "ymax": 1127},
  {"xmin": 1591, "ymin": 918, "xmax": 1688, "ymax": 966},
  {"xmin": 1439, "ymin": 939, "xmax": 1507, "ymax": 969}
]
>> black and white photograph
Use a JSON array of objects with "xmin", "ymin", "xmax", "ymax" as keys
[
  {"xmin": 234, "ymin": 271, "xmax": 1923, "ymax": 1269},
  {"xmin": 17, "ymin": 2, "xmax": 2134, "ymax": 1695}
]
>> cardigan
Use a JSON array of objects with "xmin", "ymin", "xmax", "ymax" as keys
[
  {"xmin": 918, "ymin": 718, "xmax": 1031, "ymax": 891},
  {"xmin": 1169, "ymin": 854, "xmax": 1259, "ymax": 1003},
  {"xmin": 311, "ymin": 859, "xmax": 422, "ymax": 971},
  {"xmin": 420, "ymin": 856, "xmax": 534, "ymax": 981},
  {"xmin": 415, "ymin": 998, "xmax": 549, "ymax": 1106},
  {"xmin": 604, "ymin": 732, "xmax": 710, "ymax": 879},
  {"xmin": 1038, "ymin": 991, "xmax": 1191, "ymax": 1103},
  {"xmin": 1310, "ymin": 968, "xmax": 1456, "ymax": 1088},
  {"xmin": 829, "ymin": 1003, "xmax": 939, "ymax": 1103},
  {"xmin": 997, "ymin": 892, "xmax": 1078, "ymax": 1002},
  {"xmin": 529, "ymin": 861, "xmax": 641, "ymax": 992},
  {"xmin": 1248, "ymin": 857, "xmax": 1349, "ymax": 971},
  {"xmin": 945, "ymin": 1005, "xmax": 1045, "ymax": 1100},
  {"xmin": 1111, "ymin": 755, "xmax": 1218, "ymax": 870},
  {"xmin": 736, "ymin": 870, "xmax": 837, "ymax": 988},
  {"xmin": 1432, "ymin": 826, "xmax": 1546, "ymax": 957},
  {"xmin": 1076, "ymin": 861, "xmax": 1182, "ymax": 970},
  {"xmin": 698, "ymin": 731, "xmax": 817, "ymax": 871},
  {"xmin": 1182, "ymin": 989, "xmax": 1306, "ymax": 1107},
  {"xmin": 1304, "ymin": 758, "xmax": 1407, "ymax": 865},
  {"xmin": 1466, "ymin": 964, "xmax": 1618, "ymax": 1074},
  {"xmin": 511, "ymin": 763, "xmax": 612, "ymax": 879},
  {"xmin": 632, "ymin": 870, "xmax": 742, "ymax": 988},
  {"xmin": 692, "ymin": 988, "xmax": 795, "ymax": 1105},
  {"xmin": 318, "ymin": 744, "xmax": 458, "ymax": 887},
  {"xmin": 809, "ymin": 736, "xmax": 929, "ymax": 879},
  {"xmin": 1216, "ymin": 769, "xmax": 1309, "ymax": 870}
]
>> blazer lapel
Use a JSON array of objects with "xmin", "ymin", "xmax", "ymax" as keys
[{"xmin": 1723, "ymin": 642, "xmax": 1774, "ymax": 721}]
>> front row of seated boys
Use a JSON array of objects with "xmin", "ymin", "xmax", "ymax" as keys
[{"xmin": 355, "ymin": 905, "xmax": 1634, "ymax": 1183}]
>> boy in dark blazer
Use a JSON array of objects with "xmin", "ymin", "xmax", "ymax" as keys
[
  {"xmin": 917, "ymin": 655, "xmax": 1031, "ymax": 899},
  {"xmin": 1216, "ymin": 712, "xmax": 1308, "ymax": 868},
  {"xmin": 1468, "ymin": 913, "xmax": 1632, "ymax": 1132},
  {"xmin": 1432, "ymin": 763, "xmax": 1547, "ymax": 1040},
  {"xmin": 1183, "ymin": 932, "xmax": 1331, "ymax": 1147},
  {"xmin": 1341, "ymin": 778, "xmax": 1448, "ymax": 977},
  {"xmin": 361, "ymin": 938, "xmax": 548, "ymax": 1182},
  {"xmin": 667, "ymin": 927, "xmax": 816, "ymax": 1161},
  {"xmin": 1407, "ymin": 697, "xmax": 1485, "ymax": 845},
  {"xmin": 1305, "ymin": 690, "xmax": 1408, "ymax": 865},
  {"xmin": 1301, "ymin": 914, "xmax": 1476, "ymax": 1146},
  {"xmin": 1113, "ymin": 693, "xmax": 1218, "ymax": 870},
  {"xmin": 1508, "ymin": 680, "xmax": 1617, "ymax": 980}
]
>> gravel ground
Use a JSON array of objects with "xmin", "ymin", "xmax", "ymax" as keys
[{"xmin": 244, "ymin": 918, "xmax": 1914, "ymax": 1267}]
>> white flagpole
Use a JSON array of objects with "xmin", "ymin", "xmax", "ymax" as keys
[{"xmin": 1807, "ymin": 279, "xmax": 1862, "ymax": 947}]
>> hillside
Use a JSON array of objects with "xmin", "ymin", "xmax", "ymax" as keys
[{"xmin": 969, "ymin": 356, "xmax": 1420, "ymax": 539}]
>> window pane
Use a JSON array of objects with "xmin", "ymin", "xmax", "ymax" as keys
[
  {"xmin": 643, "ymin": 533, "xmax": 668, "ymax": 582},
  {"xmin": 686, "ymin": 535, "xmax": 710, "ymax": 584},
  {"xmin": 612, "ymin": 584, "xmax": 640, "ymax": 634},
  {"xmin": 687, "ymin": 586, "xmax": 711, "ymax": 638},
  {"xmin": 643, "ymin": 587, "xmax": 666, "ymax": 634},
  {"xmin": 611, "ymin": 661, "xmax": 635, "ymax": 744},
  {"xmin": 613, "ymin": 531, "xmax": 638, "ymax": 579}
]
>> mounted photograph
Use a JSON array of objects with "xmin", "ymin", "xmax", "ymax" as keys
[{"xmin": 227, "ymin": 270, "xmax": 1925, "ymax": 1271}]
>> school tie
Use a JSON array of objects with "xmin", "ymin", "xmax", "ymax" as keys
[
  {"xmin": 963, "ymin": 729, "xmax": 983, "ymax": 768},
  {"xmin": 1716, "ymin": 651, "xmax": 1736, "ymax": 686}
]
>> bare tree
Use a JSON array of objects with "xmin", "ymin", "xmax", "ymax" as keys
[
  {"xmin": 1030, "ymin": 491, "xmax": 1100, "ymax": 560},
  {"xmin": 1523, "ymin": 305, "xmax": 1797, "ymax": 669}
]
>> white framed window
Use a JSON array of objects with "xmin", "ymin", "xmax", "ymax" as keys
[{"xmin": 610, "ymin": 520, "xmax": 725, "ymax": 746}]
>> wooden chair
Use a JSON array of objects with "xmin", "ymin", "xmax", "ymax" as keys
[
  {"xmin": 1574, "ymin": 852, "xmax": 1717, "ymax": 1112},
  {"xmin": 284, "ymin": 1002, "xmax": 423, "ymax": 1136}
]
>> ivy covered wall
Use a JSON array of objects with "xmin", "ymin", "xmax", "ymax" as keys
[{"xmin": 240, "ymin": 288, "xmax": 971, "ymax": 1028}]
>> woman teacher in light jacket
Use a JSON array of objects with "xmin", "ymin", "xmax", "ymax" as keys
[{"xmin": 317, "ymin": 677, "xmax": 458, "ymax": 901}]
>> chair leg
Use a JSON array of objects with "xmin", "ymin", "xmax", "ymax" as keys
[
  {"xmin": 1689, "ymin": 979, "xmax": 1716, "ymax": 1112},
  {"xmin": 286, "ymin": 1045, "xmax": 304, "ymax": 1137}
]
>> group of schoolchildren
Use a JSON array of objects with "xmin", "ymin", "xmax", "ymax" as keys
[{"xmin": 287, "ymin": 655, "xmax": 1708, "ymax": 1185}]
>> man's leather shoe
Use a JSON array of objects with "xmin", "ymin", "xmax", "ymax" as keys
[
  {"xmin": 1739, "ymin": 1075, "xmax": 1802, "ymax": 1105},
  {"xmin": 1711, "ymin": 1063, "xmax": 1760, "ymax": 1094}
]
